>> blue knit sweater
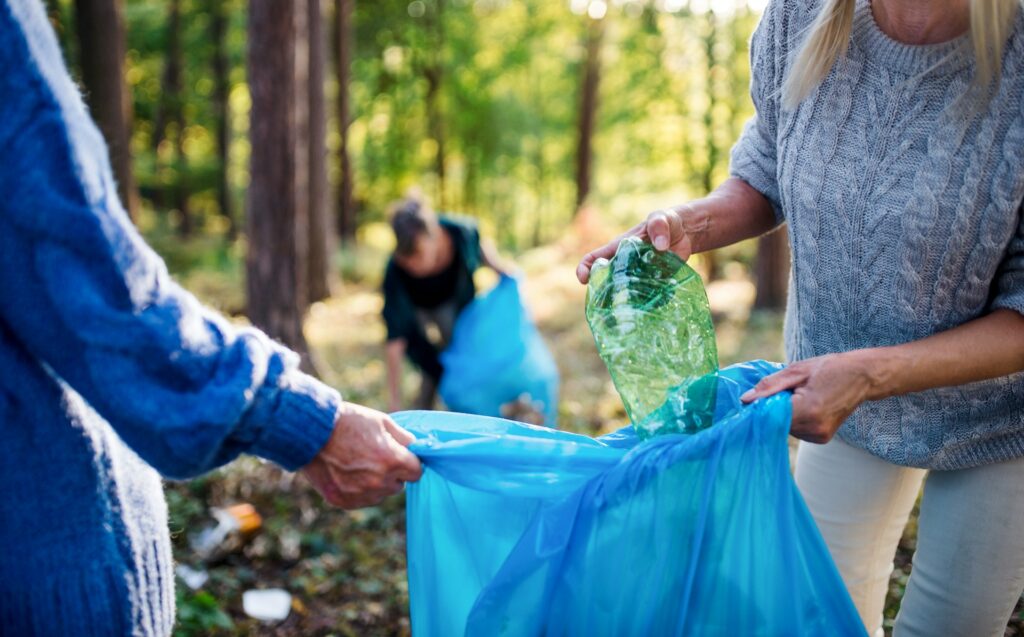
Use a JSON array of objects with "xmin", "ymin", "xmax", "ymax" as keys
[
  {"xmin": 731, "ymin": 0, "xmax": 1024, "ymax": 469},
  {"xmin": 0, "ymin": 2, "xmax": 340, "ymax": 634}
]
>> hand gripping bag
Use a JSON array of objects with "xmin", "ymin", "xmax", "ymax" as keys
[
  {"xmin": 439, "ymin": 275, "xmax": 560, "ymax": 426},
  {"xmin": 399, "ymin": 360, "xmax": 866, "ymax": 637}
]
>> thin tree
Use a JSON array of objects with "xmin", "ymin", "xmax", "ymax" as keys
[
  {"xmin": 307, "ymin": 0, "xmax": 334, "ymax": 302},
  {"xmin": 151, "ymin": 0, "xmax": 190, "ymax": 234},
  {"xmin": 334, "ymin": 0, "xmax": 356, "ymax": 242},
  {"xmin": 74, "ymin": 0, "xmax": 138, "ymax": 221},
  {"xmin": 424, "ymin": 0, "xmax": 446, "ymax": 209},
  {"xmin": 209, "ymin": 0, "xmax": 235, "ymax": 238},
  {"xmin": 699, "ymin": 7, "xmax": 719, "ymax": 280},
  {"xmin": 247, "ymin": 0, "xmax": 317, "ymax": 372},
  {"xmin": 574, "ymin": 11, "xmax": 604, "ymax": 213}
]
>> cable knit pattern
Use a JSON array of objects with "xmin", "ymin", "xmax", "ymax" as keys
[{"xmin": 731, "ymin": 0, "xmax": 1024, "ymax": 470}]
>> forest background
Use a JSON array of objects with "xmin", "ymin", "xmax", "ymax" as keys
[{"xmin": 43, "ymin": 0, "xmax": 1021, "ymax": 634}]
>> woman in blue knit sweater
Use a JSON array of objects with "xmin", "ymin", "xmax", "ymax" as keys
[
  {"xmin": 580, "ymin": 0, "xmax": 1024, "ymax": 635},
  {"xmin": 0, "ymin": 1, "xmax": 420, "ymax": 634}
]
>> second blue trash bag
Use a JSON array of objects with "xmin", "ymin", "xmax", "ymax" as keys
[
  {"xmin": 398, "ymin": 360, "xmax": 867, "ymax": 637},
  {"xmin": 439, "ymin": 275, "xmax": 560, "ymax": 426}
]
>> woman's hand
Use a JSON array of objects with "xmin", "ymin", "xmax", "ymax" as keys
[
  {"xmin": 740, "ymin": 351, "xmax": 884, "ymax": 444},
  {"xmin": 576, "ymin": 206, "xmax": 697, "ymax": 284},
  {"xmin": 575, "ymin": 179, "xmax": 778, "ymax": 284},
  {"xmin": 303, "ymin": 402, "xmax": 423, "ymax": 509}
]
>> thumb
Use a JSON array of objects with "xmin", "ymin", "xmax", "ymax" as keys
[
  {"xmin": 740, "ymin": 368, "xmax": 806, "ymax": 403},
  {"xmin": 382, "ymin": 417, "xmax": 416, "ymax": 447},
  {"xmin": 646, "ymin": 210, "xmax": 672, "ymax": 251}
]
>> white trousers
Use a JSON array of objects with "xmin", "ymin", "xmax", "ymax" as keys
[{"xmin": 795, "ymin": 436, "xmax": 1024, "ymax": 637}]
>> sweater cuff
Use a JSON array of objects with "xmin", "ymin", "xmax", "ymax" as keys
[{"xmin": 244, "ymin": 368, "xmax": 341, "ymax": 471}]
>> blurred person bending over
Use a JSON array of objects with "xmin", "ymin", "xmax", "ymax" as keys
[{"xmin": 382, "ymin": 197, "xmax": 511, "ymax": 411}]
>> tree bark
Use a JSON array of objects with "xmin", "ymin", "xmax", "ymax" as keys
[
  {"xmin": 700, "ymin": 8, "xmax": 719, "ymax": 280},
  {"xmin": 74, "ymin": 0, "xmax": 138, "ymax": 221},
  {"xmin": 247, "ymin": 0, "xmax": 316, "ymax": 373},
  {"xmin": 424, "ymin": 0, "xmax": 445, "ymax": 209},
  {"xmin": 753, "ymin": 226, "xmax": 790, "ymax": 310},
  {"xmin": 574, "ymin": 15, "xmax": 603, "ymax": 214},
  {"xmin": 334, "ymin": 0, "xmax": 356, "ymax": 242},
  {"xmin": 307, "ymin": 0, "xmax": 334, "ymax": 302},
  {"xmin": 151, "ymin": 0, "xmax": 190, "ymax": 234},
  {"xmin": 209, "ymin": 0, "xmax": 235, "ymax": 238}
]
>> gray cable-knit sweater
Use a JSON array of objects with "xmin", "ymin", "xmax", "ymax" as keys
[{"xmin": 730, "ymin": 0, "xmax": 1024, "ymax": 470}]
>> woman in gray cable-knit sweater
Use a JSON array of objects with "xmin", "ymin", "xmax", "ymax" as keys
[{"xmin": 579, "ymin": 0, "xmax": 1024, "ymax": 635}]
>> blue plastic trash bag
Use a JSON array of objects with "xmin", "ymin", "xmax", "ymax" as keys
[
  {"xmin": 439, "ymin": 275, "xmax": 560, "ymax": 426},
  {"xmin": 398, "ymin": 360, "xmax": 866, "ymax": 637}
]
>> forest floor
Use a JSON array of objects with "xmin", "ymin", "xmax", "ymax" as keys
[{"xmin": 161, "ymin": 226, "xmax": 1024, "ymax": 636}]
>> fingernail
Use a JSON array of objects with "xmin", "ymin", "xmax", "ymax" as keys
[
  {"xmin": 740, "ymin": 390, "xmax": 755, "ymax": 402},
  {"xmin": 653, "ymin": 236, "xmax": 668, "ymax": 251},
  {"xmin": 576, "ymin": 265, "xmax": 587, "ymax": 280}
]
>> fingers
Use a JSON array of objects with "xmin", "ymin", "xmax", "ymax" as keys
[
  {"xmin": 577, "ymin": 207, "xmax": 696, "ymax": 283},
  {"xmin": 382, "ymin": 417, "xmax": 415, "ymax": 446},
  {"xmin": 646, "ymin": 210, "xmax": 672, "ymax": 251},
  {"xmin": 381, "ymin": 417, "xmax": 423, "ymax": 481},
  {"xmin": 577, "ymin": 238, "xmax": 620, "ymax": 284},
  {"xmin": 388, "ymin": 443, "xmax": 423, "ymax": 483},
  {"xmin": 740, "ymin": 367, "xmax": 808, "ymax": 403},
  {"xmin": 306, "ymin": 404, "xmax": 425, "ymax": 509}
]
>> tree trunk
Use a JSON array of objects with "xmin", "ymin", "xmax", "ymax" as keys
[
  {"xmin": 334, "ymin": 0, "xmax": 356, "ymax": 242},
  {"xmin": 209, "ymin": 0, "xmax": 235, "ymax": 239},
  {"xmin": 247, "ymin": 0, "xmax": 316, "ymax": 373},
  {"xmin": 169, "ymin": 0, "xmax": 190, "ymax": 235},
  {"xmin": 307, "ymin": 0, "xmax": 333, "ymax": 303},
  {"xmin": 74, "ymin": 0, "xmax": 138, "ymax": 221},
  {"xmin": 700, "ymin": 8, "xmax": 719, "ymax": 280},
  {"xmin": 753, "ymin": 227, "xmax": 790, "ymax": 310},
  {"xmin": 574, "ymin": 15, "xmax": 603, "ymax": 214},
  {"xmin": 424, "ymin": 0, "xmax": 445, "ymax": 209},
  {"xmin": 151, "ymin": 0, "xmax": 190, "ymax": 234}
]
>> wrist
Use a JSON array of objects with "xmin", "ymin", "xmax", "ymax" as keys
[
  {"xmin": 843, "ymin": 347, "xmax": 904, "ymax": 402},
  {"xmin": 672, "ymin": 202, "xmax": 710, "ymax": 254}
]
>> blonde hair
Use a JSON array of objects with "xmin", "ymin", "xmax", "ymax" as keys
[{"xmin": 782, "ymin": 0, "xmax": 1021, "ymax": 110}]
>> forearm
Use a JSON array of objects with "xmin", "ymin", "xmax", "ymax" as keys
[
  {"xmin": 0, "ymin": 26, "xmax": 340, "ymax": 478},
  {"xmin": 858, "ymin": 309, "xmax": 1024, "ymax": 400},
  {"xmin": 671, "ymin": 177, "xmax": 778, "ymax": 254},
  {"xmin": 480, "ymin": 240, "xmax": 515, "ymax": 276}
]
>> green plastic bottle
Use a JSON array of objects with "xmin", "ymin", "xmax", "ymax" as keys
[{"xmin": 585, "ymin": 236, "xmax": 719, "ymax": 438}]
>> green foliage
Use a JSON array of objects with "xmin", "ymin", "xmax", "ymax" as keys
[
  {"xmin": 51, "ymin": 0, "xmax": 763, "ymax": 250},
  {"xmin": 174, "ymin": 589, "xmax": 235, "ymax": 637}
]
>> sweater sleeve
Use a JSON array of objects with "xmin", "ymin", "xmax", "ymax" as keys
[
  {"xmin": 991, "ymin": 205, "xmax": 1024, "ymax": 316},
  {"xmin": 0, "ymin": 0, "xmax": 338, "ymax": 479},
  {"xmin": 729, "ymin": 0, "xmax": 785, "ymax": 223}
]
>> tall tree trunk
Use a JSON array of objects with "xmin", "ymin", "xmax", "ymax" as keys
[
  {"xmin": 169, "ymin": 0, "xmax": 190, "ymax": 235},
  {"xmin": 247, "ymin": 0, "xmax": 316, "ymax": 373},
  {"xmin": 307, "ymin": 0, "xmax": 333, "ymax": 303},
  {"xmin": 209, "ymin": 0, "xmax": 235, "ymax": 239},
  {"xmin": 574, "ymin": 15, "xmax": 603, "ymax": 214},
  {"xmin": 152, "ymin": 0, "xmax": 190, "ymax": 234},
  {"xmin": 700, "ymin": 8, "xmax": 719, "ymax": 280},
  {"xmin": 74, "ymin": 0, "xmax": 138, "ymax": 221},
  {"xmin": 334, "ymin": 0, "xmax": 356, "ymax": 242},
  {"xmin": 753, "ymin": 227, "xmax": 790, "ymax": 310},
  {"xmin": 424, "ymin": 0, "xmax": 445, "ymax": 209}
]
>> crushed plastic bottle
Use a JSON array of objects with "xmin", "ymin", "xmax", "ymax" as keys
[{"xmin": 585, "ymin": 236, "xmax": 718, "ymax": 437}]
